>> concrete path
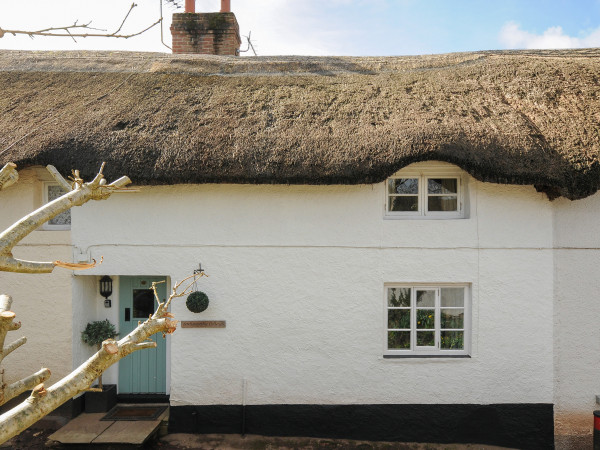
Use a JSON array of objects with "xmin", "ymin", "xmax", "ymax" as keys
[{"xmin": 48, "ymin": 404, "xmax": 168, "ymax": 446}]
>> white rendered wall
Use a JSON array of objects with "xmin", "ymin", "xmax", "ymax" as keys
[
  {"xmin": 71, "ymin": 161, "xmax": 555, "ymax": 408},
  {"xmin": 553, "ymin": 192, "xmax": 600, "ymax": 437},
  {"xmin": 0, "ymin": 167, "xmax": 73, "ymax": 385},
  {"xmin": 71, "ymin": 276, "xmax": 120, "ymax": 386}
]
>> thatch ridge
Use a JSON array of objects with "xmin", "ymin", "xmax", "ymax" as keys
[{"xmin": 1, "ymin": 49, "xmax": 599, "ymax": 199}]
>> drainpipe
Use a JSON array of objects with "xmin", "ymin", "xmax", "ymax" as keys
[
  {"xmin": 594, "ymin": 410, "xmax": 600, "ymax": 449},
  {"xmin": 185, "ymin": 0, "xmax": 195, "ymax": 13}
]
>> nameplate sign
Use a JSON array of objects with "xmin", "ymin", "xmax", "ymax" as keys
[{"xmin": 181, "ymin": 320, "xmax": 226, "ymax": 329}]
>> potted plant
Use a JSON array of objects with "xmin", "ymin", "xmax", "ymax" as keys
[{"xmin": 81, "ymin": 319, "xmax": 118, "ymax": 413}]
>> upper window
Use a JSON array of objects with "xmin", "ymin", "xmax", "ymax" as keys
[
  {"xmin": 386, "ymin": 169, "xmax": 464, "ymax": 218},
  {"xmin": 385, "ymin": 285, "xmax": 469, "ymax": 356},
  {"xmin": 43, "ymin": 182, "xmax": 71, "ymax": 230}
]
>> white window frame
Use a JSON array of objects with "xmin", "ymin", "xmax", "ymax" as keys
[
  {"xmin": 383, "ymin": 283, "xmax": 470, "ymax": 357},
  {"xmin": 385, "ymin": 167, "xmax": 464, "ymax": 219},
  {"xmin": 42, "ymin": 182, "xmax": 71, "ymax": 230}
]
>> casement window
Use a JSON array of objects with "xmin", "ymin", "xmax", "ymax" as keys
[
  {"xmin": 42, "ymin": 182, "xmax": 71, "ymax": 230},
  {"xmin": 385, "ymin": 285, "xmax": 469, "ymax": 356},
  {"xmin": 386, "ymin": 173, "xmax": 464, "ymax": 218}
]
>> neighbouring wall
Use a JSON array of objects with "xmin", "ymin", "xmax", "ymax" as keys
[
  {"xmin": 71, "ymin": 162, "xmax": 555, "ymax": 409},
  {"xmin": 0, "ymin": 167, "xmax": 73, "ymax": 385}
]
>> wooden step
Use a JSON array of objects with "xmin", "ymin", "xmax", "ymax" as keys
[{"xmin": 48, "ymin": 405, "xmax": 168, "ymax": 446}]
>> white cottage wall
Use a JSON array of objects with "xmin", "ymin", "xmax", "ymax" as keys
[
  {"xmin": 0, "ymin": 167, "xmax": 73, "ymax": 385},
  {"xmin": 553, "ymin": 192, "xmax": 600, "ymax": 438},
  {"xmin": 71, "ymin": 163, "xmax": 554, "ymax": 410}
]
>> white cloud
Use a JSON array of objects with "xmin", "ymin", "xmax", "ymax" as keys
[
  {"xmin": 0, "ymin": 0, "xmax": 360, "ymax": 55},
  {"xmin": 499, "ymin": 21, "xmax": 600, "ymax": 49},
  {"xmin": 219, "ymin": 0, "xmax": 362, "ymax": 56}
]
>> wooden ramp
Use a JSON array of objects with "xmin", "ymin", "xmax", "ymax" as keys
[{"xmin": 49, "ymin": 404, "xmax": 168, "ymax": 446}]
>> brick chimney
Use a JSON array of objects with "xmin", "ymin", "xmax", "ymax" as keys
[{"xmin": 171, "ymin": 0, "xmax": 241, "ymax": 55}]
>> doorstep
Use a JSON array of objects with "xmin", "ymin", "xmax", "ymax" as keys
[{"xmin": 48, "ymin": 403, "xmax": 169, "ymax": 446}]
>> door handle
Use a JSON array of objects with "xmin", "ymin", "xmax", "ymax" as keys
[{"xmin": 125, "ymin": 308, "xmax": 130, "ymax": 322}]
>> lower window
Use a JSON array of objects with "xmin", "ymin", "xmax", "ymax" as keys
[{"xmin": 385, "ymin": 284, "xmax": 469, "ymax": 356}]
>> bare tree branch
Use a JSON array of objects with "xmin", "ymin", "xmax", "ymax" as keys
[
  {"xmin": 0, "ymin": 294, "xmax": 37, "ymax": 407},
  {"xmin": 0, "ymin": 3, "xmax": 161, "ymax": 40},
  {"xmin": 1, "ymin": 369, "xmax": 51, "ymax": 406},
  {"xmin": 240, "ymin": 31, "xmax": 258, "ymax": 56},
  {"xmin": 45, "ymin": 165, "xmax": 71, "ymax": 192},
  {"xmin": 0, "ymin": 275, "xmax": 200, "ymax": 443},
  {"xmin": 0, "ymin": 164, "xmax": 207, "ymax": 442},
  {"xmin": 0, "ymin": 164, "xmax": 18, "ymax": 192},
  {"xmin": 2, "ymin": 337, "xmax": 26, "ymax": 359}
]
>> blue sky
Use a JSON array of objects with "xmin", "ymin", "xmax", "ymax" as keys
[{"xmin": 1, "ymin": 0, "xmax": 599, "ymax": 55}]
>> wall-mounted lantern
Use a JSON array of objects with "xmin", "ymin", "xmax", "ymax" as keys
[{"xmin": 99, "ymin": 275, "xmax": 113, "ymax": 308}]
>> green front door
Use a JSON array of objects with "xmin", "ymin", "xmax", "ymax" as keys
[{"xmin": 118, "ymin": 276, "xmax": 167, "ymax": 394}]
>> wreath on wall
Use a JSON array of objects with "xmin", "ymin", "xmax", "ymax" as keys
[{"xmin": 186, "ymin": 291, "xmax": 209, "ymax": 313}]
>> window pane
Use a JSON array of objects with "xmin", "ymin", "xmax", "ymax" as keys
[
  {"xmin": 416, "ymin": 331, "xmax": 435, "ymax": 346},
  {"xmin": 133, "ymin": 289, "xmax": 155, "ymax": 318},
  {"xmin": 388, "ymin": 331, "xmax": 410, "ymax": 349},
  {"xmin": 440, "ymin": 331, "xmax": 464, "ymax": 350},
  {"xmin": 416, "ymin": 290, "xmax": 435, "ymax": 307},
  {"xmin": 388, "ymin": 309, "xmax": 411, "ymax": 329},
  {"xmin": 428, "ymin": 178, "xmax": 457, "ymax": 194},
  {"xmin": 389, "ymin": 196, "xmax": 418, "ymax": 212},
  {"xmin": 388, "ymin": 288, "xmax": 411, "ymax": 307},
  {"xmin": 441, "ymin": 288, "xmax": 464, "ymax": 307},
  {"xmin": 441, "ymin": 309, "xmax": 464, "ymax": 329},
  {"xmin": 416, "ymin": 309, "xmax": 435, "ymax": 329},
  {"xmin": 47, "ymin": 185, "xmax": 71, "ymax": 226},
  {"xmin": 428, "ymin": 196, "xmax": 457, "ymax": 212},
  {"xmin": 389, "ymin": 178, "xmax": 418, "ymax": 194}
]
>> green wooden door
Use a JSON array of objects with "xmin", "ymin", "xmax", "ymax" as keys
[{"xmin": 118, "ymin": 276, "xmax": 167, "ymax": 394}]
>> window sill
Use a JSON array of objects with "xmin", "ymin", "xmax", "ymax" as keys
[
  {"xmin": 383, "ymin": 354, "xmax": 471, "ymax": 359},
  {"xmin": 383, "ymin": 215, "xmax": 465, "ymax": 220}
]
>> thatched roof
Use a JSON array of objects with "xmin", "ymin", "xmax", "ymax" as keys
[{"xmin": 0, "ymin": 48, "xmax": 599, "ymax": 199}]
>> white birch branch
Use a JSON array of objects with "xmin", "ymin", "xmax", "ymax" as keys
[
  {"xmin": 0, "ymin": 294, "xmax": 36, "ymax": 407},
  {"xmin": 45, "ymin": 165, "xmax": 71, "ymax": 192},
  {"xmin": 0, "ymin": 164, "xmax": 18, "ymax": 191},
  {"xmin": 2, "ymin": 337, "xmax": 26, "ymax": 359},
  {"xmin": 0, "ymin": 319, "xmax": 176, "ymax": 443},
  {"xmin": 0, "ymin": 296, "xmax": 17, "ymax": 356},
  {"xmin": 0, "ymin": 295, "xmax": 11, "ymax": 311},
  {"xmin": 1, "ymin": 369, "xmax": 51, "ymax": 406}
]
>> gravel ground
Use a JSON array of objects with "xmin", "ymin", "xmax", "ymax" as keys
[{"xmin": 3, "ymin": 428, "xmax": 516, "ymax": 450}]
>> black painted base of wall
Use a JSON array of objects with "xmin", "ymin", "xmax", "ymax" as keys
[
  {"xmin": 117, "ymin": 393, "xmax": 169, "ymax": 404},
  {"xmin": 0, "ymin": 391, "xmax": 83, "ymax": 419},
  {"xmin": 169, "ymin": 403, "xmax": 554, "ymax": 449}
]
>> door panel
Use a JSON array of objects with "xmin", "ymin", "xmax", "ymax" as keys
[{"xmin": 118, "ymin": 276, "xmax": 167, "ymax": 394}]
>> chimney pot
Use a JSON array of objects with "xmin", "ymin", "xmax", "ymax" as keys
[
  {"xmin": 221, "ymin": 0, "xmax": 231, "ymax": 12},
  {"xmin": 185, "ymin": 0, "xmax": 195, "ymax": 13}
]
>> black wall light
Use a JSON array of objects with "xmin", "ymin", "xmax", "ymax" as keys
[{"xmin": 99, "ymin": 275, "xmax": 113, "ymax": 308}]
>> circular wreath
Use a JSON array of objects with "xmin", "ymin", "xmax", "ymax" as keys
[{"xmin": 186, "ymin": 291, "xmax": 209, "ymax": 313}]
